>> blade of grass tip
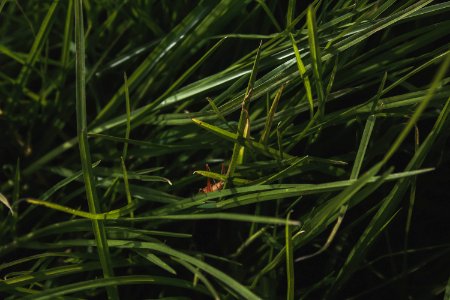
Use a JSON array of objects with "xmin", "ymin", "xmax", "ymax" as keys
[
  {"xmin": 74, "ymin": 1, "xmax": 119, "ymax": 299},
  {"xmin": 286, "ymin": 211, "xmax": 295, "ymax": 300},
  {"xmin": 0, "ymin": 193, "xmax": 13, "ymax": 214},
  {"xmin": 225, "ymin": 41, "xmax": 262, "ymax": 188},
  {"xmin": 307, "ymin": 4, "xmax": 325, "ymax": 117},
  {"xmin": 120, "ymin": 157, "xmax": 133, "ymax": 218},
  {"xmin": 328, "ymin": 57, "xmax": 450, "ymax": 298},
  {"xmin": 134, "ymin": 249, "xmax": 177, "ymax": 275},
  {"xmin": 122, "ymin": 73, "xmax": 131, "ymax": 160},
  {"xmin": 231, "ymin": 227, "xmax": 267, "ymax": 258},
  {"xmin": 289, "ymin": 33, "xmax": 314, "ymax": 120},
  {"xmin": 260, "ymin": 84, "xmax": 285, "ymax": 145}
]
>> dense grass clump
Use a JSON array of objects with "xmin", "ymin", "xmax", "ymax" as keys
[{"xmin": 1, "ymin": 1, "xmax": 450, "ymax": 299}]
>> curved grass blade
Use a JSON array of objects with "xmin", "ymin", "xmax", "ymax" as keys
[
  {"xmin": 172, "ymin": 257, "xmax": 221, "ymax": 300},
  {"xmin": 134, "ymin": 249, "xmax": 177, "ymax": 275},
  {"xmin": 25, "ymin": 239, "xmax": 262, "ymax": 300},
  {"xmin": 20, "ymin": 275, "xmax": 209, "ymax": 300},
  {"xmin": 25, "ymin": 198, "xmax": 136, "ymax": 220}
]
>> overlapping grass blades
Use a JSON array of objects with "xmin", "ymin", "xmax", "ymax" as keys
[{"xmin": 1, "ymin": 1, "xmax": 449, "ymax": 299}]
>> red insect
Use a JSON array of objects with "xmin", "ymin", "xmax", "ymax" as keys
[{"xmin": 199, "ymin": 163, "xmax": 226, "ymax": 193}]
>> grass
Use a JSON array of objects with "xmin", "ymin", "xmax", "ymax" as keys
[{"xmin": 1, "ymin": 0, "xmax": 450, "ymax": 299}]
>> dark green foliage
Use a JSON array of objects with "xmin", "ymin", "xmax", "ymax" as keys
[{"xmin": 1, "ymin": 0, "xmax": 449, "ymax": 299}]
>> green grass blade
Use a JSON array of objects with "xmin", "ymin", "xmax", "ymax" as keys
[
  {"xmin": 20, "ymin": 275, "xmax": 209, "ymax": 300},
  {"xmin": 134, "ymin": 249, "xmax": 177, "ymax": 275},
  {"xmin": 16, "ymin": 0, "xmax": 59, "ymax": 87},
  {"xmin": 122, "ymin": 73, "xmax": 131, "ymax": 160},
  {"xmin": 74, "ymin": 1, "xmax": 118, "ymax": 298},
  {"xmin": 25, "ymin": 198, "xmax": 136, "ymax": 220},
  {"xmin": 226, "ymin": 42, "xmax": 262, "ymax": 187},
  {"xmin": 260, "ymin": 84, "xmax": 285, "ymax": 144},
  {"xmin": 306, "ymin": 4, "xmax": 325, "ymax": 117},
  {"xmin": 172, "ymin": 257, "xmax": 221, "ymax": 300},
  {"xmin": 285, "ymin": 211, "xmax": 295, "ymax": 300},
  {"xmin": 383, "ymin": 53, "xmax": 450, "ymax": 163},
  {"xmin": 290, "ymin": 33, "xmax": 314, "ymax": 119},
  {"xmin": 329, "ymin": 56, "xmax": 450, "ymax": 295},
  {"xmin": 120, "ymin": 157, "xmax": 133, "ymax": 218}
]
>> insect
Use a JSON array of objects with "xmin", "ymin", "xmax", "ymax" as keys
[{"xmin": 199, "ymin": 163, "xmax": 226, "ymax": 193}]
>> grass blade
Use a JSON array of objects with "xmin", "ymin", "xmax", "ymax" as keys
[{"xmin": 74, "ymin": 1, "xmax": 118, "ymax": 298}]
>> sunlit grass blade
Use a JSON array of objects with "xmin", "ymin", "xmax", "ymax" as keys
[
  {"xmin": 306, "ymin": 4, "xmax": 325, "ymax": 117},
  {"xmin": 0, "ymin": 193, "xmax": 13, "ymax": 214},
  {"xmin": 289, "ymin": 33, "xmax": 314, "ymax": 119},
  {"xmin": 225, "ymin": 42, "xmax": 262, "ymax": 188},
  {"xmin": 26, "ymin": 198, "xmax": 136, "ymax": 220}
]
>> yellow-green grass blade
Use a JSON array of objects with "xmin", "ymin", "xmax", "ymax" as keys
[
  {"xmin": 26, "ymin": 198, "xmax": 136, "ymax": 220},
  {"xmin": 306, "ymin": 5, "xmax": 325, "ymax": 117},
  {"xmin": 290, "ymin": 33, "xmax": 314, "ymax": 119},
  {"xmin": 226, "ymin": 41, "xmax": 262, "ymax": 188}
]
